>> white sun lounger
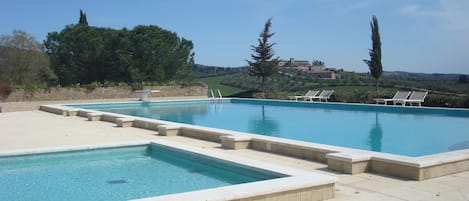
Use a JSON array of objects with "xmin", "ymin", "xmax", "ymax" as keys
[
  {"xmin": 374, "ymin": 91, "xmax": 411, "ymax": 105},
  {"xmin": 307, "ymin": 90, "xmax": 334, "ymax": 102},
  {"xmin": 288, "ymin": 90, "xmax": 319, "ymax": 101},
  {"xmin": 403, "ymin": 91, "xmax": 428, "ymax": 107},
  {"xmin": 135, "ymin": 89, "xmax": 160, "ymax": 101}
]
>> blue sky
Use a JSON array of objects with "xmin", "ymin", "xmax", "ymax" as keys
[{"xmin": 2, "ymin": 0, "xmax": 468, "ymax": 74}]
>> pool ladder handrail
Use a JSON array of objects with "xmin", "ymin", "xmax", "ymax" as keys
[
  {"xmin": 210, "ymin": 89, "xmax": 215, "ymax": 99},
  {"xmin": 217, "ymin": 89, "xmax": 222, "ymax": 99},
  {"xmin": 210, "ymin": 89, "xmax": 223, "ymax": 100}
]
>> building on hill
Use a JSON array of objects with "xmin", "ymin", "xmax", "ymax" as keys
[
  {"xmin": 279, "ymin": 58, "xmax": 310, "ymax": 71},
  {"xmin": 307, "ymin": 69, "xmax": 339, "ymax": 79},
  {"xmin": 279, "ymin": 58, "xmax": 340, "ymax": 79}
]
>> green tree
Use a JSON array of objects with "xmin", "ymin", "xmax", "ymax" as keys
[
  {"xmin": 0, "ymin": 30, "xmax": 56, "ymax": 86},
  {"xmin": 44, "ymin": 25, "xmax": 110, "ymax": 85},
  {"xmin": 79, "ymin": 9, "xmax": 88, "ymax": 26},
  {"xmin": 44, "ymin": 11, "xmax": 194, "ymax": 86},
  {"xmin": 128, "ymin": 25, "xmax": 194, "ymax": 83},
  {"xmin": 363, "ymin": 15, "xmax": 383, "ymax": 92},
  {"xmin": 247, "ymin": 18, "xmax": 280, "ymax": 98}
]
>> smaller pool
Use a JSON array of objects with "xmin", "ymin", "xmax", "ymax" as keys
[{"xmin": 0, "ymin": 144, "xmax": 283, "ymax": 201}]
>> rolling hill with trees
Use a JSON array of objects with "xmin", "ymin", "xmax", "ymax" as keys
[{"xmin": 195, "ymin": 66, "xmax": 469, "ymax": 108}]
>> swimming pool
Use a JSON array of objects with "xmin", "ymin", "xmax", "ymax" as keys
[
  {"xmin": 71, "ymin": 99, "xmax": 469, "ymax": 157},
  {"xmin": 0, "ymin": 143, "xmax": 283, "ymax": 201}
]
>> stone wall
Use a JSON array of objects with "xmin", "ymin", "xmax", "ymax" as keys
[{"xmin": 2, "ymin": 85, "xmax": 208, "ymax": 102}]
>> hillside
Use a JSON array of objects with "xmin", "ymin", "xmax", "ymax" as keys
[
  {"xmin": 192, "ymin": 64, "xmax": 246, "ymax": 78},
  {"xmin": 383, "ymin": 71, "xmax": 466, "ymax": 79},
  {"xmin": 195, "ymin": 67, "xmax": 469, "ymax": 108},
  {"xmin": 194, "ymin": 74, "xmax": 244, "ymax": 97}
]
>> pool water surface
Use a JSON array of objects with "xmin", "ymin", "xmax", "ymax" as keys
[
  {"xmin": 72, "ymin": 99, "xmax": 469, "ymax": 157},
  {"xmin": 0, "ymin": 144, "xmax": 281, "ymax": 201}
]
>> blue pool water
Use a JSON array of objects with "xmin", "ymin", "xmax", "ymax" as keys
[
  {"xmin": 0, "ymin": 144, "xmax": 281, "ymax": 201},
  {"xmin": 72, "ymin": 99, "xmax": 469, "ymax": 157}
]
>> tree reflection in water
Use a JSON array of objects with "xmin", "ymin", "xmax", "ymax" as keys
[
  {"xmin": 368, "ymin": 112, "xmax": 383, "ymax": 152},
  {"xmin": 248, "ymin": 105, "xmax": 279, "ymax": 136},
  {"xmin": 136, "ymin": 104, "xmax": 209, "ymax": 124}
]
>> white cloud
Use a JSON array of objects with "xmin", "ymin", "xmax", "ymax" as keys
[
  {"xmin": 399, "ymin": 4, "xmax": 420, "ymax": 15},
  {"xmin": 398, "ymin": 0, "xmax": 469, "ymax": 31}
]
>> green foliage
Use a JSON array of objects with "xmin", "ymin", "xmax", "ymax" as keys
[
  {"xmin": 70, "ymin": 83, "xmax": 81, "ymax": 88},
  {"xmin": 100, "ymin": 80, "xmax": 129, "ymax": 88},
  {"xmin": 79, "ymin": 10, "xmax": 88, "ymax": 26},
  {"xmin": 424, "ymin": 94, "xmax": 469, "ymax": 108},
  {"xmin": 334, "ymin": 89, "xmax": 380, "ymax": 103},
  {"xmin": 195, "ymin": 75, "xmax": 244, "ymax": 97},
  {"xmin": 117, "ymin": 82, "xmax": 129, "ymax": 87},
  {"xmin": 214, "ymin": 68, "xmax": 469, "ymax": 108},
  {"xmin": 246, "ymin": 18, "xmax": 280, "ymax": 97},
  {"xmin": 84, "ymin": 81, "xmax": 103, "ymax": 91},
  {"xmin": 193, "ymin": 64, "xmax": 245, "ymax": 78},
  {"xmin": 363, "ymin": 15, "xmax": 383, "ymax": 92},
  {"xmin": 0, "ymin": 30, "xmax": 56, "ymax": 86},
  {"xmin": 103, "ymin": 80, "xmax": 116, "ymax": 87},
  {"xmin": 44, "ymin": 11, "xmax": 194, "ymax": 86},
  {"xmin": 459, "ymin": 75, "xmax": 468, "ymax": 84},
  {"xmin": 252, "ymin": 91, "xmax": 290, "ymax": 99},
  {"xmin": 131, "ymin": 82, "xmax": 144, "ymax": 91}
]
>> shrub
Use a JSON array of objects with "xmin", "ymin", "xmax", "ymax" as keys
[
  {"xmin": 459, "ymin": 97, "xmax": 469, "ymax": 108},
  {"xmin": 131, "ymin": 82, "xmax": 144, "ymax": 90},
  {"xmin": 84, "ymin": 81, "xmax": 102, "ymax": 91},
  {"xmin": 252, "ymin": 91, "xmax": 289, "ymax": 99},
  {"xmin": 117, "ymin": 82, "xmax": 129, "ymax": 87},
  {"xmin": 423, "ymin": 94, "xmax": 469, "ymax": 108},
  {"xmin": 103, "ymin": 80, "xmax": 116, "ymax": 87},
  {"xmin": 326, "ymin": 90, "xmax": 381, "ymax": 104},
  {"xmin": 424, "ymin": 94, "xmax": 452, "ymax": 107},
  {"xmin": 70, "ymin": 83, "xmax": 81, "ymax": 88}
]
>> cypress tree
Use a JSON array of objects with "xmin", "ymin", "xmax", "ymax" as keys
[
  {"xmin": 79, "ymin": 9, "xmax": 88, "ymax": 26},
  {"xmin": 246, "ymin": 18, "xmax": 280, "ymax": 98},
  {"xmin": 363, "ymin": 15, "xmax": 383, "ymax": 92}
]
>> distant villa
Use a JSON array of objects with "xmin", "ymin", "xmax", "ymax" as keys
[{"xmin": 279, "ymin": 58, "xmax": 340, "ymax": 80}]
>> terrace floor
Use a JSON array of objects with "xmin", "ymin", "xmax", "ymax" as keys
[{"xmin": 1, "ymin": 98, "xmax": 468, "ymax": 201}]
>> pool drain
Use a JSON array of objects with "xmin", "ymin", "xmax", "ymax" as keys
[
  {"xmin": 188, "ymin": 169, "xmax": 203, "ymax": 173},
  {"xmin": 107, "ymin": 179, "xmax": 127, "ymax": 184}
]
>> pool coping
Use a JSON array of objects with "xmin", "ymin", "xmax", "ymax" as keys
[
  {"xmin": 0, "ymin": 139, "xmax": 336, "ymax": 201},
  {"xmin": 40, "ymin": 98, "xmax": 469, "ymax": 180}
]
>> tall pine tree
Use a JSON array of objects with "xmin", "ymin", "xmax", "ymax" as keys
[
  {"xmin": 363, "ymin": 15, "xmax": 383, "ymax": 92},
  {"xmin": 247, "ymin": 18, "xmax": 279, "ymax": 98}
]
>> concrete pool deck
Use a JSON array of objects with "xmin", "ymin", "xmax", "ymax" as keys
[{"xmin": 1, "ymin": 103, "xmax": 469, "ymax": 200}]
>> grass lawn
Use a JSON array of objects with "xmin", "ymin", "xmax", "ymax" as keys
[
  {"xmin": 324, "ymin": 85, "xmax": 400, "ymax": 95},
  {"xmin": 195, "ymin": 75, "xmax": 245, "ymax": 97}
]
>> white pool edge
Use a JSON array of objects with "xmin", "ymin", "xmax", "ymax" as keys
[{"xmin": 133, "ymin": 139, "xmax": 336, "ymax": 201}]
